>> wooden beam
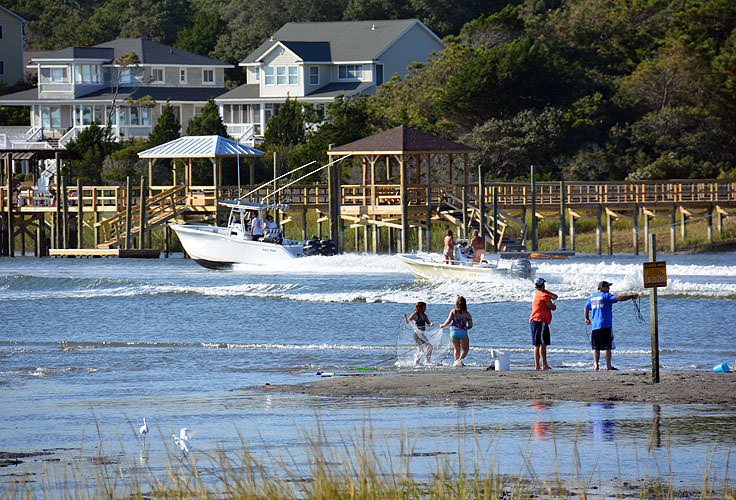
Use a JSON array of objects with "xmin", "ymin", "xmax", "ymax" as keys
[
  {"xmin": 605, "ymin": 207, "xmax": 623, "ymax": 218},
  {"xmin": 679, "ymin": 206, "xmax": 692, "ymax": 217},
  {"xmin": 567, "ymin": 208, "xmax": 581, "ymax": 218},
  {"xmin": 642, "ymin": 208, "xmax": 656, "ymax": 218}
]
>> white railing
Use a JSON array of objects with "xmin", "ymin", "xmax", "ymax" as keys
[
  {"xmin": 25, "ymin": 126, "xmax": 42, "ymax": 142},
  {"xmin": 58, "ymin": 126, "xmax": 82, "ymax": 148}
]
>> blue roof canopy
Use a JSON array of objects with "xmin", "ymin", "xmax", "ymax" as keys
[{"xmin": 138, "ymin": 135, "xmax": 265, "ymax": 159}]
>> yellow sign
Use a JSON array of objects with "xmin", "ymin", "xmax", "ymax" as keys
[{"xmin": 643, "ymin": 261, "xmax": 667, "ymax": 288}]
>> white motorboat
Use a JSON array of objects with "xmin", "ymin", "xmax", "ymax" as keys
[
  {"xmin": 171, "ymin": 200, "xmax": 336, "ymax": 269},
  {"xmin": 397, "ymin": 252, "xmax": 535, "ymax": 280}
]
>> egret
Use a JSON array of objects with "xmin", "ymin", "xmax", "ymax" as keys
[
  {"xmin": 139, "ymin": 418, "xmax": 149, "ymax": 447},
  {"xmin": 172, "ymin": 427, "xmax": 190, "ymax": 454}
]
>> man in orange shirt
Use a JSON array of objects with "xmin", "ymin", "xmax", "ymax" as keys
[{"xmin": 529, "ymin": 277, "xmax": 558, "ymax": 370}]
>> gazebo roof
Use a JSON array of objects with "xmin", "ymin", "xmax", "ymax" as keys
[
  {"xmin": 138, "ymin": 135, "xmax": 265, "ymax": 159},
  {"xmin": 327, "ymin": 125, "xmax": 476, "ymax": 156}
]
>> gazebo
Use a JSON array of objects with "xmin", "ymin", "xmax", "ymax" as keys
[
  {"xmin": 327, "ymin": 125, "xmax": 476, "ymax": 252},
  {"xmin": 138, "ymin": 135, "xmax": 265, "ymax": 207}
]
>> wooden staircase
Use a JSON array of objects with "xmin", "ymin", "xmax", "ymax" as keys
[
  {"xmin": 437, "ymin": 189, "xmax": 525, "ymax": 250},
  {"xmin": 95, "ymin": 185, "xmax": 188, "ymax": 248}
]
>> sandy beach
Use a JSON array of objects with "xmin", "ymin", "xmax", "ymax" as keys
[{"xmin": 254, "ymin": 370, "xmax": 736, "ymax": 404}]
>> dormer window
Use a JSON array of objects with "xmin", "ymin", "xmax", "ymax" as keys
[
  {"xmin": 265, "ymin": 65, "xmax": 297, "ymax": 86},
  {"xmin": 309, "ymin": 67, "xmax": 319, "ymax": 85},
  {"xmin": 338, "ymin": 64, "xmax": 363, "ymax": 81},
  {"xmin": 203, "ymin": 69, "xmax": 215, "ymax": 84},
  {"xmin": 40, "ymin": 67, "xmax": 69, "ymax": 83},
  {"xmin": 254, "ymin": 67, "xmax": 260, "ymax": 82},
  {"xmin": 152, "ymin": 68, "xmax": 165, "ymax": 84},
  {"xmin": 264, "ymin": 67, "xmax": 274, "ymax": 85}
]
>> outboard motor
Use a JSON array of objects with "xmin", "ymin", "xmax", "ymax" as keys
[
  {"xmin": 510, "ymin": 257, "xmax": 533, "ymax": 279},
  {"xmin": 262, "ymin": 227, "xmax": 283, "ymax": 244},
  {"xmin": 303, "ymin": 236, "xmax": 322, "ymax": 256},
  {"xmin": 320, "ymin": 239, "xmax": 338, "ymax": 256}
]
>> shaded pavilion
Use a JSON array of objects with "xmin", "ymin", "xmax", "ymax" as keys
[
  {"xmin": 138, "ymin": 135, "xmax": 265, "ymax": 207},
  {"xmin": 327, "ymin": 125, "xmax": 476, "ymax": 252}
]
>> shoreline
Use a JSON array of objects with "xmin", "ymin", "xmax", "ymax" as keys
[{"xmin": 252, "ymin": 369, "xmax": 736, "ymax": 404}]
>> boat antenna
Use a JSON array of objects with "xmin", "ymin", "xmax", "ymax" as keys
[{"xmin": 236, "ymin": 155, "xmax": 241, "ymax": 200}]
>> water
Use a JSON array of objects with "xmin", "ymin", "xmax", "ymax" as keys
[{"xmin": 1, "ymin": 252, "xmax": 735, "ymax": 492}]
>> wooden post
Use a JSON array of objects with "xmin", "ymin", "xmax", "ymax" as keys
[
  {"xmin": 19, "ymin": 216, "xmax": 25, "ymax": 256},
  {"xmin": 596, "ymin": 205, "xmax": 602, "ymax": 255},
  {"xmin": 707, "ymin": 205, "xmax": 713, "ymax": 244},
  {"xmin": 138, "ymin": 176, "xmax": 147, "ymax": 250},
  {"xmin": 606, "ymin": 209, "xmax": 613, "ymax": 256},
  {"xmin": 76, "ymin": 179, "xmax": 83, "ymax": 249},
  {"xmin": 492, "ymin": 186, "xmax": 498, "ymax": 251},
  {"xmin": 643, "ymin": 209, "xmax": 650, "ymax": 254},
  {"xmin": 559, "ymin": 180, "xmax": 566, "ymax": 250},
  {"xmin": 649, "ymin": 234, "xmax": 660, "ymax": 384},
  {"xmin": 680, "ymin": 207, "xmax": 687, "ymax": 241},
  {"xmin": 6, "ymin": 171, "xmax": 13, "ymax": 257},
  {"xmin": 250, "ymin": 157, "xmax": 255, "ymax": 188},
  {"xmin": 125, "ymin": 176, "xmax": 132, "ymax": 250},
  {"xmin": 164, "ymin": 225, "xmax": 170, "ymax": 258},
  {"xmin": 400, "ymin": 155, "xmax": 409, "ymax": 252},
  {"xmin": 717, "ymin": 206, "xmax": 723, "ymax": 235},
  {"xmin": 426, "ymin": 155, "xmax": 432, "ymax": 252},
  {"xmin": 462, "ymin": 154, "xmax": 468, "ymax": 238},
  {"xmin": 273, "ymin": 152, "xmax": 279, "ymax": 223},
  {"xmin": 530, "ymin": 165, "xmax": 537, "ymax": 251},
  {"xmin": 363, "ymin": 223, "xmax": 369, "ymax": 253},
  {"xmin": 478, "ymin": 164, "xmax": 485, "ymax": 242},
  {"xmin": 520, "ymin": 206, "xmax": 527, "ymax": 249},
  {"xmin": 568, "ymin": 210, "xmax": 576, "ymax": 251},
  {"xmin": 302, "ymin": 206, "xmax": 307, "ymax": 240},
  {"xmin": 61, "ymin": 176, "xmax": 68, "ymax": 249},
  {"xmin": 632, "ymin": 205, "xmax": 639, "ymax": 256},
  {"xmin": 670, "ymin": 206, "xmax": 676, "ymax": 253},
  {"xmin": 35, "ymin": 214, "xmax": 41, "ymax": 257},
  {"xmin": 328, "ymin": 160, "xmax": 341, "ymax": 251},
  {"xmin": 93, "ymin": 211, "xmax": 99, "ymax": 248}
]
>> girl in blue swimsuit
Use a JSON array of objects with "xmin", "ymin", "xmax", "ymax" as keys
[{"xmin": 440, "ymin": 296, "xmax": 473, "ymax": 366}]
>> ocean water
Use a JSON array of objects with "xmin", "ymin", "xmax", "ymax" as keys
[{"xmin": 1, "ymin": 252, "xmax": 735, "ymax": 492}]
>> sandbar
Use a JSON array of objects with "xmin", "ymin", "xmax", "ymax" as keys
[{"xmin": 255, "ymin": 370, "xmax": 736, "ymax": 404}]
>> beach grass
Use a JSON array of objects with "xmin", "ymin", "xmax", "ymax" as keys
[{"xmin": 3, "ymin": 419, "xmax": 734, "ymax": 500}]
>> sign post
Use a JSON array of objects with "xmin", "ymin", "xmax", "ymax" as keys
[{"xmin": 643, "ymin": 234, "xmax": 667, "ymax": 383}]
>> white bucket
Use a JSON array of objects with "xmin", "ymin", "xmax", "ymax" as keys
[{"xmin": 494, "ymin": 351, "xmax": 510, "ymax": 371}]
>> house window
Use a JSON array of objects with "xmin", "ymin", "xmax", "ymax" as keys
[
  {"xmin": 254, "ymin": 67, "xmax": 260, "ymax": 82},
  {"xmin": 152, "ymin": 68, "xmax": 164, "ymax": 83},
  {"xmin": 119, "ymin": 106, "xmax": 152, "ymax": 126},
  {"xmin": 288, "ymin": 66, "xmax": 298, "ymax": 84},
  {"xmin": 264, "ymin": 66, "xmax": 274, "ymax": 85},
  {"xmin": 40, "ymin": 67, "xmax": 69, "ymax": 83},
  {"xmin": 118, "ymin": 67, "xmax": 144, "ymax": 84},
  {"xmin": 0, "ymin": 25, "xmax": 3, "ymax": 39},
  {"xmin": 338, "ymin": 64, "xmax": 363, "ymax": 80},
  {"xmin": 41, "ymin": 106, "xmax": 62, "ymax": 128},
  {"xmin": 376, "ymin": 64, "xmax": 383, "ymax": 85},
  {"xmin": 179, "ymin": 69, "xmax": 187, "ymax": 84},
  {"xmin": 75, "ymin": 64, "xmax": 100, "ymax": 84},
  {"xmin": 202, "ymin": 69, "xmax": 214, "ymax": 84},
  {"xmin": 0, "ymin": 61, "xmax": 4, "ymax": 76},
  {"xmin": 309, "ymin": 67, "xmax": 319, "ymax": 85},
  {"xmin": 276, "ymin": 66, "xmax": 286, "ymax": 85}
]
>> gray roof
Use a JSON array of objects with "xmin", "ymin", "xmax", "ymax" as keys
[
  {"xmin": 216, "ymin": 81, "xmax": 372, "ymax": 102},
  {"xmin": 279, "ymin": 41, "xmax": 331, "ymax": 61},
  {"xmin": 0, "ymin": 86, "xmax": 229, "ymax": 104},
  {"xmin": 243, "ymin": 19, "xmax": 435, "ymax": 64},
  {"xmin": 139, "ymin": 135, "xmax": 265, "ymax": 159},
  {"xmin": 0, "ymin": 6, "xmax": 28, "ymax": 23},
  {"xmin": 28, "ymin": 38, "xmax": 231, "ymax": 67}
]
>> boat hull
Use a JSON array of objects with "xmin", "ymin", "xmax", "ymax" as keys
[
  {"xmin": 397, "ymin": 254, "xmax": 534, "ymax": 280},
  {"xmin": 171, "ymin": 224, "xmax": 303, "ymax": 267}
]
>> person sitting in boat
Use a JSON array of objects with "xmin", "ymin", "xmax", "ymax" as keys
[
  {"xmin": 444, "ymin": 229, "xmax": 455, "ymax": 264},
  {"xmin": 265, "ymin": 214, "xmax": 278, "ymax": 230},
  {"xmin": 250, "ymin": 214, "xmax": 264, "ymax": 241}
]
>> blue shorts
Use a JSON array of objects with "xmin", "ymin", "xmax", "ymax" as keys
[
  {"xmin": 450, "ymin": 330, "xmax": 467, "ymax": 340},
  {"xmin": 591, "ymin": 327, "xmax": 614, "ymax": 351},
  {"xmin": 530, "ymin": 320, "xmax": 551, "ymax": 346}
]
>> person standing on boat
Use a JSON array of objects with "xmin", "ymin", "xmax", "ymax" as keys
[
  {"xmin": 403, "ymin": 301, "xmax": 434, "ymax": 365},
  {"xmin": 440, "ymin": 296, "xmax": 473, "ymax": 367},
  {"xmin": 250, "ymin": 214, "xmax": 264, "ymax": 241},
  {"xmin": 584, "ymin": 281, "xmax": 639, "ymax": 371},
  {"xmin": 470, "ymin": 230, "xmax": 485, "ymax": 263},
  {"xmin": 443, "ymin": 229, "xmax": 455, "ymax": 264},
  {"xmin": 530, "ymin": 277, "xmax": 557, "ymax": 370}
]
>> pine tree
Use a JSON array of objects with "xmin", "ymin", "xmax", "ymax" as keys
[
  {"xmin": 186, "ymin": 97, "xmax": 228, "ymax": 137},
  {"xmin": 148, "ymin": 101, "xmax": 181, "ymax": 147}
]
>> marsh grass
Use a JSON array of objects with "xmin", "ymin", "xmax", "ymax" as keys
[{"xmin": 3, "ymin": 417, "xmax": 734, "ymax": 500}]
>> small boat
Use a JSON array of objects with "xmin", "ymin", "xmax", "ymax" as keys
[
  {"xmin": 397, "ymin": 248, "xmax": 535, "ymax": 281},
  {"xmin": 170, "ymin": 200, "xmax": 337, "ymax": 269}
]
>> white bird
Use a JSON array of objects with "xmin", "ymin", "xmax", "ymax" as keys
[
  {"xmin": 172, "ymin": 427, "xmax": 190, "ymax": 454},
  {"xmin": 139, "ymin": 418, "xmax": 149, "ymax": 447}
]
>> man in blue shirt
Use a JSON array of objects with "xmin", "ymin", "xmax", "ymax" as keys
[{"xmin": 584, "ymin": 281, "xmax": 639, "ymax": 371}]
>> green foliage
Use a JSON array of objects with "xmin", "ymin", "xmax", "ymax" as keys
[
  {"xmin": 65, "ymin": 122, "xmax": 119, "ymax": 185},
  {"xmin": 148, "ymin": 101, "xmax": 181, "ymax": 147},
  {"xmin": 263, "ymin": 97, "xmax": 306, "ymax": 147},
  {"xmin": 186, "ymin": 98, "xmax": 228, "ymax": 137},
  {"xmin": 175, "ymin": 10, "xmax": 224, "ymax": 55},
  {"xmin": 103, "ymin": 137, "xmax": 148, "ymax": 184}
]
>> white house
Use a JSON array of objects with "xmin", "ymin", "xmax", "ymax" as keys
[
  {"xmin": 0, "ymin": 38, "xmax": 233, "ymax": 148},
  {"xmin": 216, "ymin": 19, "xmax": 444, "ymax": 143},
  {"xmin": 0, "ymin": 5, "xmax": 27, "ymax": 86}
]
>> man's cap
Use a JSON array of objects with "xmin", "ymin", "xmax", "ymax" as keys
[
  {"xmin": 598, "ymin": 280, "xmax": 613, "ymax": 289},
  {"xmin": 534, "ymin": 277, "xmax": 546, "ymax": 287}
]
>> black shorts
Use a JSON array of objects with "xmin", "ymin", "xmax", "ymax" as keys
[
  {"xmin": 530, "ymin": 320, "xmax": 551, "ymax": 346},
  {"xmin": 413, "ymin": 330, "xmax": 430, "ymax": 346},
  {"xmin": 591, "ymin": 327, "xmax": 613, "ymax": 351}
]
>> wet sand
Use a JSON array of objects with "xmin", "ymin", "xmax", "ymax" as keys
[{"xmin": 255, "ymin": 370, "xmax": 736, "ymax": 404}]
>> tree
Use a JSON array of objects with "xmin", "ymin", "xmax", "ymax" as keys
[
  {"xmin": 148, "ymin": 101, "xmax": 181, "ymax": 147},
  {"xmin": 65, "ymin": 122, "xmax": 119, "ymax": 185},
  {"xmin": 263, "ymin": 97, "xmax": 306, "ymax": 147},
  {"xmin": 186, "ymin": 98, "xmax": 228, "ymax": 137},
  {"xmin": 176, "ymin": 11, "xmax": 225, "ymax": 56}
]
